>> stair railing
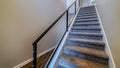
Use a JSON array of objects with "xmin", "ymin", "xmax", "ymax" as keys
[{"xmin": 32, "ymin": 0, "xmax": 80, "ymax": 68}]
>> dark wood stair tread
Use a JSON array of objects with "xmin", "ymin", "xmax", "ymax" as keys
[{"xmin": 59, "ymin": 54, "xmax": 109, "ymax": 68}]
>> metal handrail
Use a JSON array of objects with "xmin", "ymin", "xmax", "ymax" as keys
[{"xmin": 32, "ymin": 0, "xmax": 80, "ymax": 68}]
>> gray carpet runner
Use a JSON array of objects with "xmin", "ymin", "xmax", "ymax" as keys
[{"xmin": 56, "ymin": 6, "xmax": 109, "ymax": 68}]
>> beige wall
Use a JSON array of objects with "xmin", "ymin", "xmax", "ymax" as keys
[
  {"xmin": 81, "ymin": 0, "xmax": 91, "ymax": 7},
  {"xmin": 95, "ymin": 0, "xmax": 120, "ymax": 68},
  {"xmin": 0, "ymin": 0, "xmax": 66, "ymax": 68}
]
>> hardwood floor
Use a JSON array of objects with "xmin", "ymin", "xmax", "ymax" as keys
[{"xmin": 22, "ymin": 49, "xmax": 54, "ymax": 68}]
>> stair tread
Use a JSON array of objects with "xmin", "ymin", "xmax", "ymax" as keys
[
  {"xmin": 72, "ymin": 27, "xmax": 101, "ymax": 30},
  {"xmin": 78, "ymin": 13, "xmax": 96, "ymax": 15},
  {"xmin": 68, "ymin": 38, "xmax": 105, "ymax": 45},
  {"xmin": 60, "ymin": 54, "xmax": 109, "ymax": 68},
  {"xmin": 76, "ymin": 16, "xmax": 97, "ymax": 19},
  {"xmin": 70, "ymin": 32, "xmax": 102, "ymax": 36},
  {"xmin": 78, "ymin": 13, "xmax": 97, "ymax": 15},
  {"xmin": 77, "ymin": 15, "xmax": 97, "ymax": 18},
  {"xmin": 75, "ymin": 21, "xmax": 99, "ymax": 23},
  {"xmin": 74, "ymin": 22, "xmax": 99, "ymax": 24},
  {"xmin": 77, "ymin": 14, "xmax": 97, "ymax": 17},
  {"xmin": 75, "ymin": 18, "xmax": 98, "ymax": 21},
  {"xmin": 65, "ymin": 45, "xmax": 108, "ymax": 59}
]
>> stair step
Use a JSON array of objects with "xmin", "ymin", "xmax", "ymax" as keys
[
  {"xmin": 80, "ymin": 8, "xmax": 95, "ymax": 10},
  {"xmin": 77, "ymin": 14, "xmax": 97, "ymax": 17},
  {"xmin": 75, "ymin": 18, "xmax": 98, "ymax": 22},
  {"xmin": 77, "ymin": 16, "xmax": 97, "ymax": 19},
  {"xmin": 64, "ymin": 46, "xmax": 108, "ymax": 64},
  {"xmin": 75, "ymin": 20, "xmax": 99, "ymax": 23},
  {"xmin": 58, "ymin": 54, "xmax": 109, "ymax": 68},
  {"xmin": 78, "ymin": 11, "xmax": 96, "ymax": 14},
  {"xmin": 67, "ymin": 37, "xmax": 105, "ymax": 50},
  {"xmin": 73, "ymin": 22, "xmax": 100, "ymax": 28},
  {"xmin": 68, "ymin": 38, "xmax": 104, "ymax": 45},
  {"xmin": 77, "ymin": 15, "xmax": 97, "ymax": 18},
  {"xmin": 69, "ymin": 32, "xmax": 102, "ymax": 36},
  {"xmin": 74, "ymin": 22, "xmax": 99, "ymax": 25},
  {"xmin": 80, "ymin": 8, "xmax": 95, "ymax": 11},
  {"xmin": 64, "ymin": 45, "xmax": 108, "ymax": 59},
  {"xmin": 79, "ymin": 11, "xmax": 96, "ymax": 14},
  {"xmin": 76, "ymin": 16, "xmax": 97, "ymax": 19},
  {"xmin": 78, "ymin": 13, "xmax": 97, "ymax": 16},
  {"xmin": 69, "ymin": 32, "xmax": 103, "ymax": 40},
  {"xmin": 79, "ymin": 10, "xmax": 96, "ymax": 12},
  {"xmin": 71, "ymin": 27, "xmax": 101, "ymax": 31},
  {"xmin": 71, "ymin": 29, "xmax": 101, "ymax": 33},
  {"xmin": 80, "ymin": 7, "xmax": 95, "ymax": 10},
  {"xmin": 72, "ymin": 26, "xmax": 101, "ymax": 29},
  {"xmin": 73, "ymin": 25, "xmax": 100, "ymax": 28}
]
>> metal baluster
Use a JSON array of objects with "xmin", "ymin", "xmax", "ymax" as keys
[
  {"xmin": 33, "ymin": 44, "xmax": 37, "ymax": 68},
  {"xmin": 66, "ymin": 10, "xmax": 69, "ymax": 31}
]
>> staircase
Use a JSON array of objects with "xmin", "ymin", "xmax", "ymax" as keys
[{"xmin": 55, "ymin": 6, "xmax": 109, "ymax": 68}]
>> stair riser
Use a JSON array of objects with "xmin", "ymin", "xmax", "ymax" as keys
[
  {"xmin": 69, "ymin": 34, "xmax": 103, "ymax": 40},
  {"xmin": 79, "ymin": 9, "xmax": 96, "ymax": 13},
  {"xmin": 75, "ymin": 19, "xmax": 98, "ymax": 22},
  {"xmin": 78, "ymin": 13, "xmax": 97, "ymax": 16},
  {"xmin": 75, "ymin": 21, "xmax": 99, "ymax": 23},
  {"xmin": 77, "ymin": 14, "xmax": 97, "ymax": 17},
  {"xmin": 77, "ymin": 14, "xmax": 97, "ymax": 16},
  {"xmin": 71, "ymin": 29, "xmax": 101, "ymax": 33},
  {"xmin": 63, "ymin": 48, "xmax": 108, "ymax": 64},
  {"xmin": 58, "ymin": 58, "xmax": 79, "ymax": 68},
  {"xmin": 73, "ymin": 24, "xmax": 100, "ymax": 27},
  {"xmin": 75, "ymin": 19, "xmax": 98, "ymax": 21},
  {"xmin": 77, "ymin": 16, "xmax": 98, "ymax": 19},
  {"xmin": 78, "ymin": 12, "xmax": 96, "ymax": 14},
  {"xmin": 76, "ymin": 17, "xmax": 98, "ymax": 19},
  {"xmin": 78, "ymin": 12, "xmax": 96, "ymax": 15},
  {"xmin": 76, "ymin": 18, "xmax": 98, "ymax": 21},
  {"xmin": 79, "ymin": 8, "xmax": 95, "ymax": 10},
  {"xmin": 79, "ymin": 10, "xmax": 95, "ymax": 12},
  {"xmin": 67, "ymin": 40, "xmax": 105, "ymax": 50},
  {"xmin": 74, "ymin": 22, "xmax": 99, "ymax": 24}
]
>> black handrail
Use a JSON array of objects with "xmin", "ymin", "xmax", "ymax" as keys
[{"xmin": 32, "ymin": 0, "xmax": 80, "ymax": 68}]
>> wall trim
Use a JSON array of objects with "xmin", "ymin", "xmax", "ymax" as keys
[
  {"xmin": 94, "ymin": 5, "xmax": 116, "ymax": 68},
  {"xmin": 13, "ymin": 46, "xmax": 55, "ymax": 68}
]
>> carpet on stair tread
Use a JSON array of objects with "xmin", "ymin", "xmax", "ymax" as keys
[
  {"xmin": 58, "ymin": 54, "xmax": 109, "ymax": 68},
  {"xmin": 64, "ymin": 46, "xmax": 108, "ymax": 59},
  {"xmin": 68, "ymin": 38, "xmax": 105, "ymax": 45},
  {"xmin": 69, "ymin": 32, "xmax": 102, "ymax": 40}
]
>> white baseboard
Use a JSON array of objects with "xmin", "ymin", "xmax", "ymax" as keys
[
  {"xmin": 94, "ymin": 5, "xmax": 116, "ymax": 68},
  {"xmin": 13, "ymin": 46, "xmax": 55, "ymax": 68}
]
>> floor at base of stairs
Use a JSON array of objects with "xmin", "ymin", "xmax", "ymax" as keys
[{"xmin": 21, "ymin": 49, "xmax": 54, "ymax": 68}]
